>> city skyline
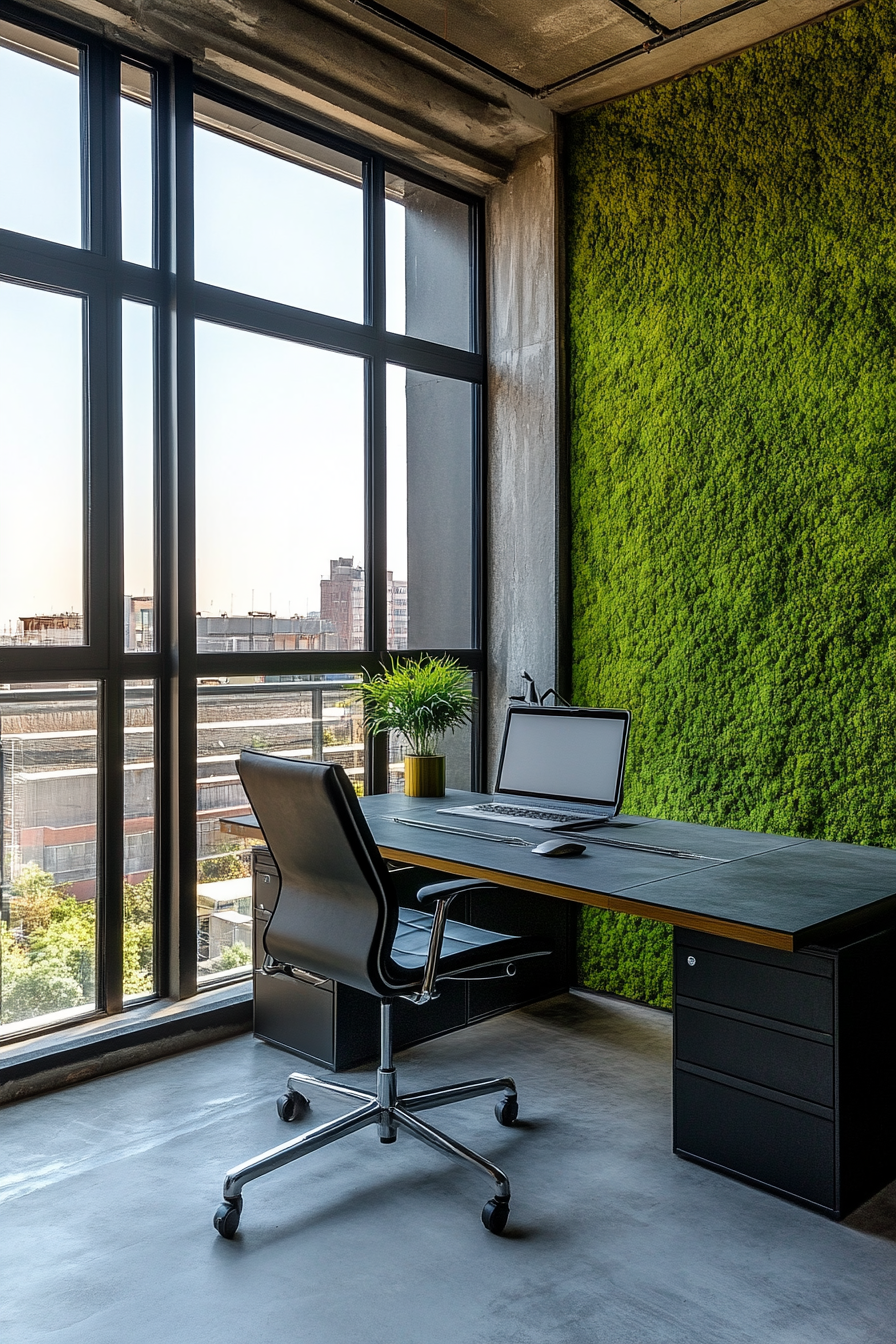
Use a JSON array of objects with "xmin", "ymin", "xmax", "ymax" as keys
[{"xmin": 3, "ymin": 553, "xmax": 409, "ymax": 650}]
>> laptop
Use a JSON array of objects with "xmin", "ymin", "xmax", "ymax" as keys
[{"xmin": 440, "ymin": 704, "xmax": 631, "ymax": 831}]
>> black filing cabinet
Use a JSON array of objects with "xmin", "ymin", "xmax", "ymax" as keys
[
  {"xmin": 673, "ymin": 925, "xmax": 896, "ymax": 1218},
  {"xmin": 252, "ymin": 847, "xmax": 573, "ymax": 1071}
]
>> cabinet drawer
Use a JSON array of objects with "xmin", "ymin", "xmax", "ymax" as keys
[
  {"xmin": 254, "ymin": 969, "xmax": 336, "ymax": 1066},
  {"xmin": 676, "ymin": 1006, "xmax": 833, "ymax": 1106},
  {"xmin": 675, "ymin": 1070, "xmax": 835, "ymax": 1210},
  {"xmin": 676, "ymin": 946, "xmax": 832, "ymax": 1032}
]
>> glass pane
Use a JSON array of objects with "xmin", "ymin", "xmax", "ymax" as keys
[
  {"xmin": 386, "ymin": 365, "xmax": 474, "ymax": 649},
  {"xmin": 193, "ymin": 97, "xmax": 363, "ymax": 322},
  {"xmin": 122, "ymin": 300, "xmax": 155, "ymax": 650},
  {"xmin": 195, "ymin": 323, "xmax": 365, "ymax": 651},
  {"xmin": 0, "ymin": 20, "xmax": 81, "ymax": 247},
  {"xmin": 0, "ymin": 282, "xmax": 84, "ymax": 647},
  {"xmin": 0, "ymin": 683, "xmax": 98, "ymax": 1035},
  {"xmin": 196, "ymin": 677, "xmax": 363, "ymax": 983},
  {"xmin": 121, "ymin": 63, "xmax": 153, "ymax": 266},
  {"xmin": 386, "ymin": 176, "xmax": 473, "ymax": 350},
  {"xmin": 125, "ymin": 681, "xmax": 155, "ymax": 1000}
]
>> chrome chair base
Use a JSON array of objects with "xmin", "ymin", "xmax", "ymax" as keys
[{"xmin": 214, "ymin": 1003, "xmax": 518, "ymax": 1238}]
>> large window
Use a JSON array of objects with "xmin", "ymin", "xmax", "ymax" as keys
[
  {"xmin": 0, "ymin": 281, "xmax": 85, "ymax": 645},
  {"xmin": 194, "ymin": 325, "xmax": 366, "ymax": 643},
  {"xmin": 0, "ymin": 8, "xmax": 484, "ymax": 1041}
]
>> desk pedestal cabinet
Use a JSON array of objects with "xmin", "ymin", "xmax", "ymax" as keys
[
  {"xmin": 252, "ymin": 848, "xmax": 573, "ymax": 1071},
  {"xmin": 673, "ymin": 927, "xmax": 896, "ymax": 1219}
]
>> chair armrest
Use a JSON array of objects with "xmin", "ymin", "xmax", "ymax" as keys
[
  {"xmin": 412, "ymin": 879, "xmax": 502, "ymax": 1002},
  {"xmin": 415, "ymin": 878, "xmax": 502, "ymax": 909}
]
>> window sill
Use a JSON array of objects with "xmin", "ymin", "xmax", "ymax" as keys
[{"xmin": 0, "ymin": 982, "xmax": 252, "ymax": 1107}]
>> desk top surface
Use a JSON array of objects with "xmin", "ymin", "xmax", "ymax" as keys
[{"xmin": 226, "ymin": 789, "xmax": 896, "ymax": 952}]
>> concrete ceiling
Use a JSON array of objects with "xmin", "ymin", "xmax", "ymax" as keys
[
  {"xmin": 34, "ymin": 0, "xmax": 860, "ymax": 187},
  {"xmin": 312, "ymin": 0, "xmax": 860, "ymax": 111}
]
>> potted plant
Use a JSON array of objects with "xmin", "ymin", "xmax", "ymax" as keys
[{"xmin": 358, "ymin": 655, "xmax": 475, "ymax": 797}]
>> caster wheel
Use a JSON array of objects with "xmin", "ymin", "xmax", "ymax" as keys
[
  {"xmin": 277, "ymin": 1090, "xmax": 310, "ymax": 1122},
  {"xmin": 214, "ymin": 1200, "xmax": 241, "ymax": 1239},
  {"xmin": 495, "ymin": 1096, "xmax": 518, "ymax": 1127},
  {"xmin": 481, "ymin": 1198, "xmax": 510, "ymax": 1235}
]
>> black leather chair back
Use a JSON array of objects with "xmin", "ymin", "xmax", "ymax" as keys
[{"xmin": 237, "ymin": 750, "xmax": 403, "ymax": 997}]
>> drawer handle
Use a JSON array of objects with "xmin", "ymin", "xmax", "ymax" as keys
[{"xmin": 687, "ymin": 955, "xmax": 696, "ymax": 967}]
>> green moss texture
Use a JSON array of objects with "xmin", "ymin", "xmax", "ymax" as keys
[{"xmin": 567, "ymin": 1, "xmax": 896, "ymax": 1008}]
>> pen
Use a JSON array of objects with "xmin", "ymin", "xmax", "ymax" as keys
[
  {"xmin": 553, "ymin": 834, "xmax": 720, "ymax": 861},
  {"xmin": 391, "ymin": 816, "xmax": 532, "ymax": 845}
]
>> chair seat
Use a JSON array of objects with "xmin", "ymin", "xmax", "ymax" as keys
[{"xmin": 390, "ymin": 908, "xmax": 550, "ymax": 981}]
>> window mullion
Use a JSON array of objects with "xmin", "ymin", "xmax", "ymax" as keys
[
  {"xmin": 368, "ymin": 157, "xmax": 387, "ymax": 652},
  {"xmin": 150, "ymin": 60, "xmax": 174, "ymax": 996},
  {"xmin": 98, "ymin": 42, "xmax": 126, "ymax": 1014},
  {"xmin": 170, "ymin": 53, "xmax": 198, "ymax": 1000},
  {"xmin": 366, "ymin": 157, "xmax": 388, "ymax": 792}
]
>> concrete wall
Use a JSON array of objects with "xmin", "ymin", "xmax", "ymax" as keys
[{"xmin": 485, "ymin": 135, "xmax": 561, "ymax": 784}]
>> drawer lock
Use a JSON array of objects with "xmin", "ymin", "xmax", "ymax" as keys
[{"xmin": 687, "ymin": 956, "xmax": 696, "ymax": 967}]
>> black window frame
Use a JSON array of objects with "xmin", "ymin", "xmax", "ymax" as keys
[{"xmin": 0, "ymin": 1, "xmax": 486, "ymax": 1042}]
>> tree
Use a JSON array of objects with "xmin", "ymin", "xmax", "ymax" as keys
[
  {"xmin": 0, "ymin": 920, "xmax": 85, "ymax": 1025},
  {"xmin": 8, "ymin": 863, "xmax": 67, "ymax": 936},
  {"xmin": 28, "ymin": 897, "xmax": 96, "ymax": 1002},
  {"xmin": 124, "ymin": 874, "xmax": 154, "ymax": 996},
  {"xmin": 197, "ymin": 842, "xmax": 249, "ymax": 883},
  {"xmin": 219, "ymin": 942, "xmax": 252, "ymax": 970},
  {"xmin": 2, "ymin": 868, "xmax": 95, "ymax": 1026},
  {"xmin": 124, "ymin": 873, "xmax": 153, "ymax": 925}
]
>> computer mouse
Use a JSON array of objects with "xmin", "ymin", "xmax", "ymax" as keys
[{"xmin": 532, "ymin": 838, "xmax": 587, "ymax": 857}]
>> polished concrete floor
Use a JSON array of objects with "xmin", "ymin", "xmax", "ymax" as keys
[{"xmin": 3, "ymin": 993, "xmax": 896, "ymax": 1344}]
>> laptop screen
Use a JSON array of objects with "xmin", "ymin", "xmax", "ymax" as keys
[{"xmin": 496, "ymin": 707, "xmax": 629, "ymax": 807}]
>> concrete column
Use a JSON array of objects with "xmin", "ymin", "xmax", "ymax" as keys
[{"xmin": 485, "ymin": 134, "xmax": 561, "ymax": 785}]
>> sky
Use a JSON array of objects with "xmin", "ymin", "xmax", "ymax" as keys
[{"xmin": 0, "ymin": 34, "xmax": 411, "ymax": 638}]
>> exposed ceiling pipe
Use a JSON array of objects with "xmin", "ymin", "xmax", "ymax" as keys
[
  {"xmin": 342, "ymin": 0, "xmax": 781, "ymax": 101},
  {"xmin": 344, "ymin": 0, "xmax": 537, "ymax": 96},
  {"xmin": 604, "ymin": 0, "xmax": 670, "ymax": 39},
  {"xmin": 538, "ymin": 0, "xmax": 776, "ymax": 96}
]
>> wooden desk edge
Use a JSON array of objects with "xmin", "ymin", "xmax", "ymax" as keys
[
  {"xmin": 223, "ymin": 820, "xmax": 793, "ymax": 951},
  {"xmin": 379, "ymin": 845, "xmax": 795, "ymax": 952}
]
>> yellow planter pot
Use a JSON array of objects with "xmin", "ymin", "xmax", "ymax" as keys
[{"xmin": 403, "ymin": 755, "xmax": 446, "ymax": 797}]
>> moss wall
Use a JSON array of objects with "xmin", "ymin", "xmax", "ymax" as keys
[{"xmin": 567, "ymin": 0, "xmax": 896, "ymax": 1009}]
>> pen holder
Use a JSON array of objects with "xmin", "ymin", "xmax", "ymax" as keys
[{"xmin": 404, "ymin": 755, "xmax": 446, "ymax": 797}]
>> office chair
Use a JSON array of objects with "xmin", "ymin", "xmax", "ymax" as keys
[{"xmin": 213, "ymin": 749, "xmax": 553, "ymax": 1238}]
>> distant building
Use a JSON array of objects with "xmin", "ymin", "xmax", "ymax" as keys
[
  {"xmin": 0, "ymin": 603, "xmax": 156, "ymax": 650},
  {"xmin": 125, "ymin": 596, "xmax": 154, "ymax": 651},
  {"xmin": 388, "ymin": 573, "xmax": 408, "ymax": 650},
  {"xmin": 0, "ymin": 612, "xmax": 84, "ymax": 647},
  {"xmin": 320, "ymin": 557, "xmax": 365, "ymax": 650},
  {"xmin": 319, "ymin": 558, "xmax": 407, "ymax": 650},
  {"xmin": 195, "ymin": 613, "xmax": 338, "ymax": 653}
]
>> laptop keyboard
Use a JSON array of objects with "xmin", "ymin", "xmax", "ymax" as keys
[{"xmin": 473, "ymin": 802, "xmax": 598, "ymax": 824}]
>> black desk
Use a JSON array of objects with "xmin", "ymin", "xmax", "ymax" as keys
[
  {"xmin": 225, "ymin": 790, "xmax": 896, "ymax": 1218},
  {"xmin": 361, "ymin": 792, "xmax": 896, "ymax": 952}
]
